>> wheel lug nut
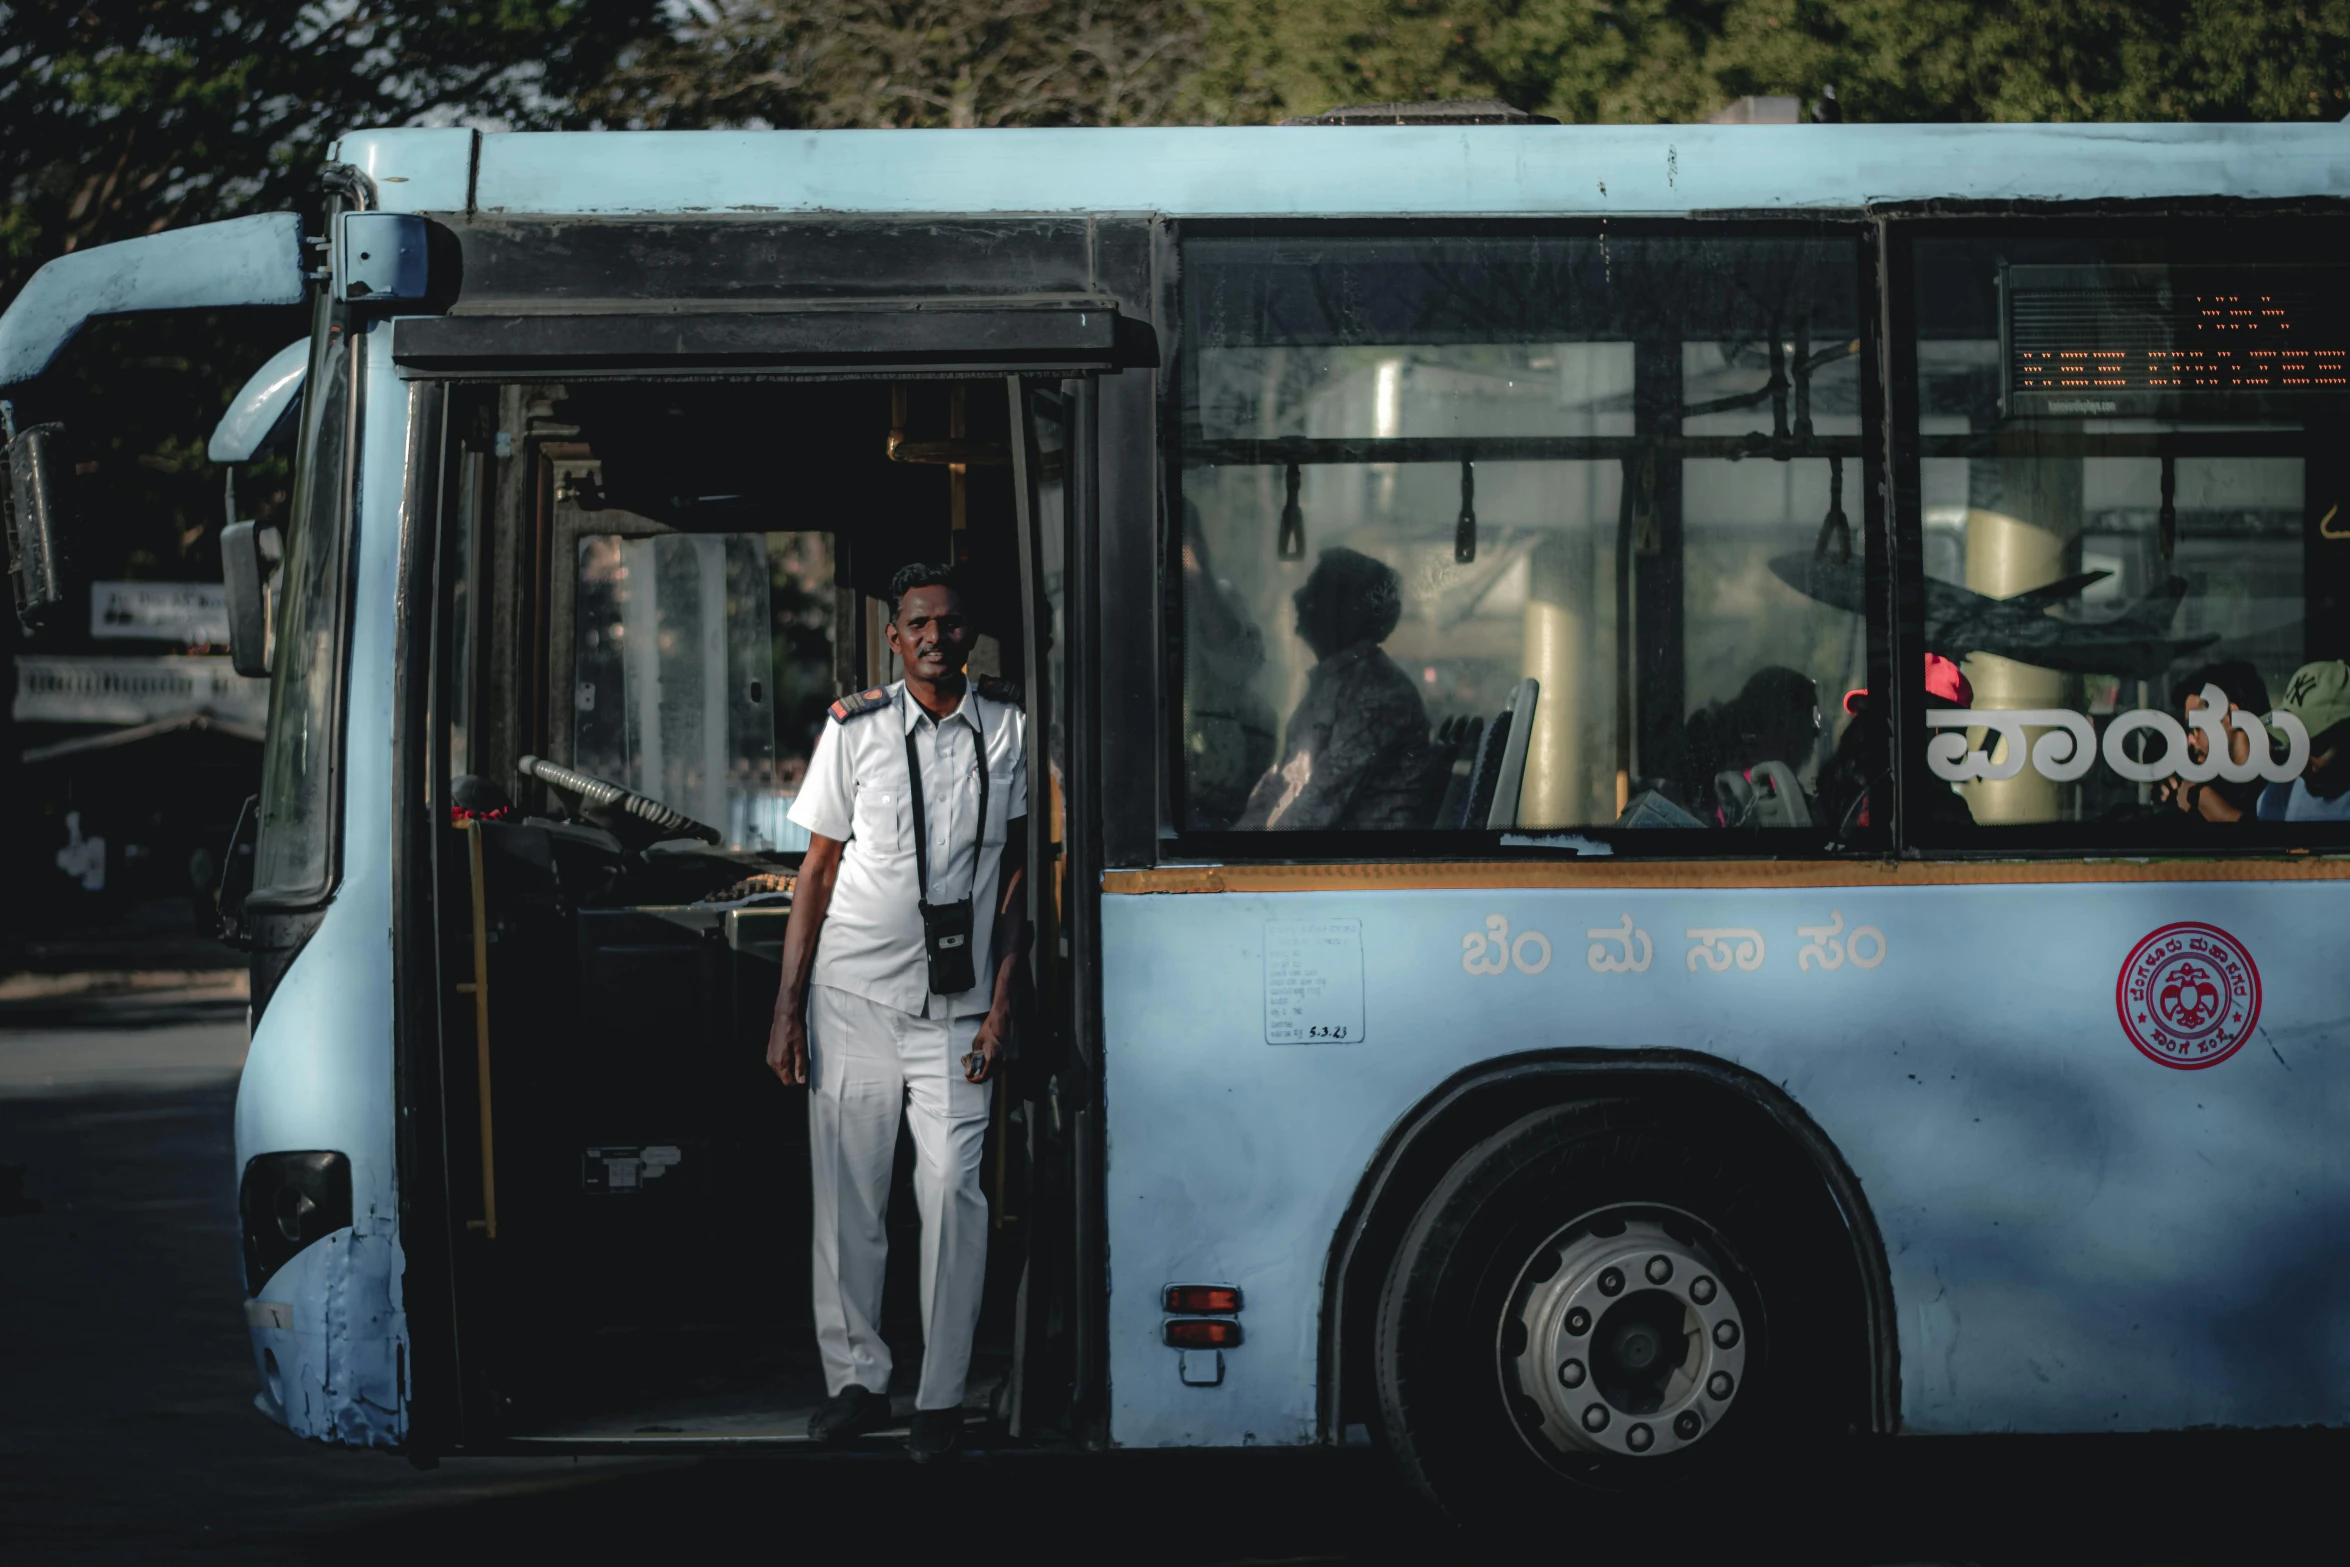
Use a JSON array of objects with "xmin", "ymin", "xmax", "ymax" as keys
[
  {"xmin": 1674, "ymin": 1410, "xmax": 1702, "ymax": 1440},
  {"xmin": 1565, "ymin": 1307, "xmax": 1591, "ymax": 1335},
  {"xmin": 1690, "ymin": 1275, "xmax": 1716, "ymax": 1305},
  {"xmin": 1713, "ymin": 1319, "xmax": 1740, "ymax": 1349},
  {"xmin": 1627, "ymin": 1423, "xmax": 1653, "ymax": 1452},
  {"xmin": 1582, "ymin": 1403, "xmax": 1609, "ymax": 1432},
  {"xmin": 1598, "ymin": 1267, "xmax": 1625, "ymax": 1296},
  {"xmin": 1707, "ymin": 1371, "xmax": 1735, "ymax": 1400},
  {"xmin": 1558, "ymin": 1359, "xmax": 1586, "ymax": 1389},
  {"xmin": 1646, "ymin": 1255, "xmax": 1673, "ymax": 1285}
]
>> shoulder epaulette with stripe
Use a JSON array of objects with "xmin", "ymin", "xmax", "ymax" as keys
[
  {"xmin": 975, "ymin": 675, "xmax": 1024, "ymax": 708},
  {"xmin": 828, "ymin": 687, "xmax": 891, "ymax": 724}
]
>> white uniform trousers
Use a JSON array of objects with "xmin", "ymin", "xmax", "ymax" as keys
[{"xmin": 806, "ymin": 982, "xmax": 992, "ymax": 1412}]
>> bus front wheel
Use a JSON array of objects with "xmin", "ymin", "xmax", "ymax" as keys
[{"xmin": 1372, "ymin": 1098, "xmax": 1858, "ymax": 1521}]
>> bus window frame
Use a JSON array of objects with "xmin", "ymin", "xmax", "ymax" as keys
[
  {"xmin": 1155, "ymin": 215, "xmax": 1890, "ymax": 866},
  {"xmin": 246, "ymin": 287, "xmax": 361, "ymax": 913},
  {"xmin": 1881, "ymin": 208, "xmax": 2350, "ymax": 860}
]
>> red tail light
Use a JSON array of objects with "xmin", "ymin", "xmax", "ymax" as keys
[
  {"xmin": 1162, "ymin": 1285, "xmax": 1242, "ymax": 1314},
  {"xmin": 1163, "ymin": 1318, "xmax": 1243, "ymax": 1349}
]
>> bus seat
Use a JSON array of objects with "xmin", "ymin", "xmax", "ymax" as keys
[
  {"xmin": 1711, "ymin": 759, "xmax": 1813, "ymax": 829},
  {"xmin": 1422, "ymin": 714, "xmax": 1484, "ymax": 827},
  {"xmin": 1451, "ymin": 679, "xmax": 1538, "ymax": 830}
]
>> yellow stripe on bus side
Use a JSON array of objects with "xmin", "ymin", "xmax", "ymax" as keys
[{"xmin": 1101, "ymin": 857, "xmax": 2350, "ymax": 895}]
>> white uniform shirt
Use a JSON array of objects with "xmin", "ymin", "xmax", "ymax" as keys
[{"xmin": 788, "ymin": 681, "xmax": 1027, "ymax": 1018}]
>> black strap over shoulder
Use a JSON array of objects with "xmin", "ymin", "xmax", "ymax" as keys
[
  {"xmin": 903, "ymin": 700, "xmax": 990, "ymax": 906},
  {"xmin": 904, "ymin": 697, "xmax": 991, "ymax": 996}
]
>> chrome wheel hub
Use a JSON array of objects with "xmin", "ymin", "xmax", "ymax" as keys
[{"xmin": 1503, "ymin": 1210, "xmax": 1749, "ymax": 1462}]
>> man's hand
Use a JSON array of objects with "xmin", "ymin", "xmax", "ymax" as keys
[
  {"xmin": 967, "ymin": 818, "xmax": 1028, "ymax": 1086},
  {"xmin": 768, "ymin": 1012, "xmax": 810, "ymax": 1086},
  {"xmin": 766, "ymin": 833, "xmax": 843, "ymax": 1091},
  {"xmin": 966, "ymin": 1012, "xmax": 1008, "ymax": 1083}
]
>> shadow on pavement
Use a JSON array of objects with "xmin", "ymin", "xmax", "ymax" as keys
[{"xmin": 2, "ymin": 992, "xmax": 2343, "ymax": 1564}]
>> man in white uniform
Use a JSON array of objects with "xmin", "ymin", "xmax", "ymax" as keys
[{"xmin": 767, "ymin": 562, "xmax": 1028, "ymax": 1461}]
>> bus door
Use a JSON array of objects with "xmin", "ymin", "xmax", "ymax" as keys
[{"xmin": 395, "ymin": 297, "xmax": 1122, "ymax": 1451}]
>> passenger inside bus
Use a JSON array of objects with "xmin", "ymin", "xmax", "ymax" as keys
[
  {"xmin": 1676, "ymin": 666, "xmax": 1822, "ymax": 828},
  {"xmin": 1234, "ymin": 546, "xmax": 1432, "ymax": 830},
  {"xmin": 2157, "ymin": 659, "xmax": 2272, "ymax": 825},
  {"xmin": 2259, "ymin": 659, "xmax": 2350, "ymax": 822},
  {"xmin": 1815, "ymin": 653, "xmax": 1978, "ymax": 836}
]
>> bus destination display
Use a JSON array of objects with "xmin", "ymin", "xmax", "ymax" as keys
[{"xmin": 2004, "ymin": 263, "xmax": 2350, "ymax": 415}]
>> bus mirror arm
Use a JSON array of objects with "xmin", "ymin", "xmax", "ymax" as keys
[{"xmin": 214, "ymin": 794, "xmax": 258, "ymax": 951}]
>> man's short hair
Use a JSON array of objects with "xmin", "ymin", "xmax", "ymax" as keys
[
  {"xmin": 1296, "ymin": 546, "xmax": 1403, "ymax": 647},
  {"xmin": 2173, "ymin": 657, "xmax": 2269, "ymax": 719},
  {"xmin": 888, "ymin": 561, "xmax": 962, "ymax": 617}
]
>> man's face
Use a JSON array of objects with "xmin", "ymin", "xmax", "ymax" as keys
[
  {"xmin": 886, "ymin": 583, "xmax": 976, "ymax": 684},
  {"xmin": 2182, "ymin": 692, "xmax": 2253, "ymax": 768}
]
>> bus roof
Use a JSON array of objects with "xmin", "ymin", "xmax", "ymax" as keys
[{"xmin": 336, "ymin": 122, "xmax": 2350, "ymax": 221}]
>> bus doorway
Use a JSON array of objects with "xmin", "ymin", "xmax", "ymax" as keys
[{"xmin": 414, "ymin": 374, "xmax": 1072, "ymax": 1447}]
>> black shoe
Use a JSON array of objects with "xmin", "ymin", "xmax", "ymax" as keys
[
  {"xmin": 906, "ymin": 1407, "xmax": 964, "ymax": 1463},
  {"xmin": 807, "ymin": 1385, "xmax": 889, "ymax": 1443}
]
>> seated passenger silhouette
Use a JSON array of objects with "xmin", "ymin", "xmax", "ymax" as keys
[
  {"xmin": 1678, "ymin": 666, "xmax": 1821, "ymax": 827},
  {"xmin": 1236, "ymin": 546, "xmax": 1431, "ymax": 831},
  {"xmin": 1816, "ymin": 653, "xmax": 1976, "ymax": 836},
  {"xmin": 2159, "ymin": 659, "xmax": 2269, "ymax": 824}
]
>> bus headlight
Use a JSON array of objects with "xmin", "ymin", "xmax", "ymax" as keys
[{"xmin": 239, "ymin": 1151, "xmax": 351, "ymax": 1294}]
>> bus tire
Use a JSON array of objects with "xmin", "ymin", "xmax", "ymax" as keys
[{"xmin": 1371, "ymin": 1097, "xmax": 1856, "ymax": 1524}]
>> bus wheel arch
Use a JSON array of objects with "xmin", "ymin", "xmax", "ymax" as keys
[{"xmin": 1321, "ymin": 1053, "xmax": 1896, "ymax": 1466}]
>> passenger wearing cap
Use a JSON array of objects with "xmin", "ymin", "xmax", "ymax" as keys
[
  {"xmin": 2257, "ymin": 659, "xmax": 2350, "ymax": 822},
  {"xmin": 1814, "ymin": 653, "xmax": 1975, "ymax": 835}
]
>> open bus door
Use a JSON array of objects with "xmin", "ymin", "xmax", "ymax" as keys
[
  {"xmin": 1001, "ymin": 376, "xmax": 1081, "ymax": 1441},
  {"xmin": 395, "ymin": 303, "xmax": 1119, "ymax": 1453}
]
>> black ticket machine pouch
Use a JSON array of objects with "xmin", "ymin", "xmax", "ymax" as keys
[
  {"xmin": 905, "ymin": 722, "xmax": 988, "ymax": 995},
  {"xmin": 917, "ymin": 897, "xmax": 978, "ymax": 995}
]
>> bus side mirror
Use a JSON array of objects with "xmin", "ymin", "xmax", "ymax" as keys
[
  {"xmin": 6, "ymin": 420, "xmax": 74, "ymax": 627},
  {"xmin": 221, "ymin": 518, "xmax": 277, "ymax": 677}
]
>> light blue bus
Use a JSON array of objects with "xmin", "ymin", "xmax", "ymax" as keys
[{"xmin": 4, "ymin": 112, "xmax": 2345, "ymax": 1517}]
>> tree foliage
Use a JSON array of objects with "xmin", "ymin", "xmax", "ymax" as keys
[
  {"xmin": 0, "ymin": 0, "xmax": 663, "ymax": 586},
  {"xmin": 2, "ymin": 0, "xmax": 664, "ymax": 294},
  {"xmin": 1194, "ymin": 1, "xmax": 2350, "ymax": 126},
  {"xmin": 590, "ymin": 0, "xmax": 1209, "ymax": 129}
]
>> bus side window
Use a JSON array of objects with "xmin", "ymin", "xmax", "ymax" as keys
[
  {"xmin": 1176, "ymin": 232, "xmax": 1870, "ymax": 843},
  {"xmin": 1902, "ymin": 235, "xmax": 2347, "ymax": 851}
]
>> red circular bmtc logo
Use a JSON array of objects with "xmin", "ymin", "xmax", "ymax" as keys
[{"xmin": 2116, "ymin": 922, "xmax": 2262, "ymax": 1070}]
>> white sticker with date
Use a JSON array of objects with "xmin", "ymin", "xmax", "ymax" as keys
[{"xmin": 1265, "ymin": 918, "xmax": 1366, "ymax": 1045}]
